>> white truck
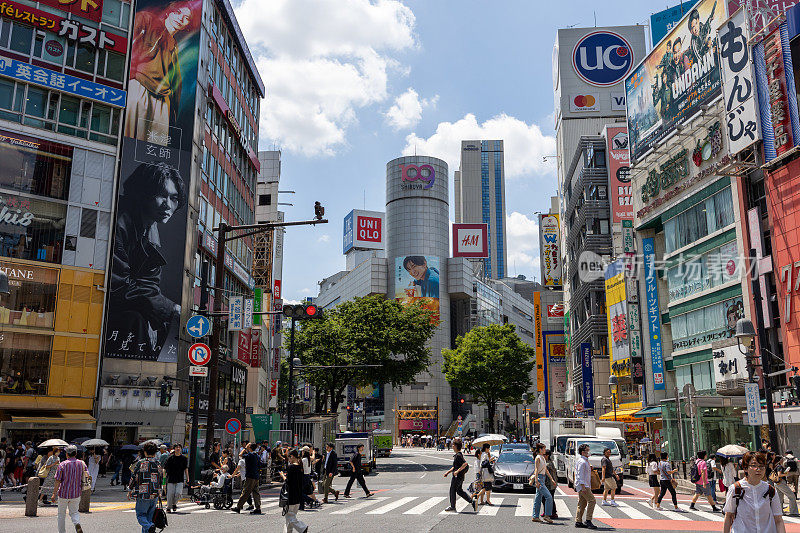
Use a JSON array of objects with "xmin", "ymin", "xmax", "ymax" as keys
[
  {"xmin": 564, "ymin": 437, "xmax": 625, "ymax": 493},
  {"xmin": 538, "ymin": 418, "xmax": 597, "ymax": 480},
  {"xmin": 596, "ymin": 426, "xmax": 629, "ymax": 476},
  {"xmin": 335, "ymin": 432, "xmax": 375, "ymax": 474}
]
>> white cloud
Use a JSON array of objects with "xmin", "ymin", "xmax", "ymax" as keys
[
  {"xmin": 506, "ymin": 211, "xmax": 540, "ymax": 278},
  {"xmin": 385, "ymin": 88, "xmax": 438, "ymax": 130},
  {"xmin": 403, "ymin": 113, "xmax": 557, "ymax": 179},
  {"xmin": 317, "ymin": 234, "xmax": 331, "ymax": 243},
  {"xmin": 300, "ymin": 288, "xmax": 313, "ymax": 295},
  {"xmin": 235, "ymin": 0, "xmax": 417, "ymax": 156}
]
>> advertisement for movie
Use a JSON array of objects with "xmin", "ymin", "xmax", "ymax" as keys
[
  {"xmin": 395, "ymin": 255, "xmax": 440, "ymax": 320},
  {"xmin": 625, "ymin": 0, "xmax": 725, "ymax": 164},
  {"xmin": 103, "ymin": 0, "xmax": 202, "ymax": 362}
]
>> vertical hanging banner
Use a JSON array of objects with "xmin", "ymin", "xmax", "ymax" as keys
[
  {"xmin": 534, "ymin": 292, "xmax": 544, "ymax": 392},
  {"xmin": 103, "ymin": 0, "xmax": 202, "ymax": 362},
  {"xmin": 643, "ymin": 238, "xmax": 666, "ymax": 390},
  {"xmin": 581, "ymin": 342, "xmax": 594, "ymax": 413},
  {"xmin": 539, "ymin": 214, "xmax": 562, "ymax": 287}
]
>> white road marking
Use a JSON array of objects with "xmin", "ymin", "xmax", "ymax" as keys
[
  {"xmin": 783, "ymin": 516, "xmax": 800, "ymax": 524},
  {"xmin": 477, "ymin": 497, "xmax": 503, "ymax": 516},
  {"xmin": 515, "ymin": 498, "xmax": 534, "ymax": 516},
  {"xmin": 591, "ymin": 503, "xmax": 611, "ymax": 518},
  {"xmin": 404, "ymin": 496, "xmax": 446, "ymax": 514},
  {"xmin": 614, "ymin": 500, "xmax": 649, "ymax": 519},
  {"xmin": 687, "ymin": 508, "xmax": 724, "ymax": 522},
  {"xmin": 330, "ymin": 496, "xmax": 387, "ymax": 514},
  {"xmin": 366, "ymin": 496, "xmax": 417, "ymax": 514},
  {"xmin": 439, "ymin": 498, "xmax": 471, "ymax": 514},
  {"xmin": 649, "ymin": 505, "xmax": 692, "ymax": 520},
  {"xmin": 555, "ymin": 498, "xmax": 572, "ymax": 517}
]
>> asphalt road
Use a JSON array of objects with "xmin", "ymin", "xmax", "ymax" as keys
[{"xmin": 3, "ymin": 448, "xmax": 798, "ymax": 532}]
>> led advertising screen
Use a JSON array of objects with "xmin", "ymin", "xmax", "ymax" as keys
[{"xmin": 395, "ymin": 255, "xmax": 440, "ymax": 321}]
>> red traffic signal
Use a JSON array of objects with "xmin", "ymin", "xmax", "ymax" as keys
[{"xmin": 283, "ymin": 304, "xmax": 323, "ymax": 319}]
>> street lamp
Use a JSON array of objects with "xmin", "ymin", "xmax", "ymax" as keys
[
  {"xmin": 736, "ymin": 317, "xmax": 779, "ymax": 452},
  {"xmin": 608, "ymin": 375, "xmax": 618, "ymax": 422}
]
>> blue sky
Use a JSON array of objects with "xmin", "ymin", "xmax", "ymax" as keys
[{"xmin": 233, "ymin": 1, "xmax": 663, "ymax": 303}]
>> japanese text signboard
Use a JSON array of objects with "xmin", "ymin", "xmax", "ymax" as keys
[{"xmin": 643, "ymin": 238, "xmax": 666, "ymax": 390}]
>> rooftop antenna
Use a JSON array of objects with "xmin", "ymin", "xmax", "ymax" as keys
[
  {"xmin": 594, "ymin": 11, "xmax": 597, "ymax": 26},
  {"xmin": 364, "ymin": 190, "xmax": 366, "ymax": 210}
]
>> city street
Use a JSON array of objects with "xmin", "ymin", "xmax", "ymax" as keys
[{"xmin": 1, "ymin": 448, "xmax": 789, "ymax": 533}]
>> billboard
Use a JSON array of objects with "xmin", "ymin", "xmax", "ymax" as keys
[
  {"xmin": 581, "ymin": 342, "xmax": 594, "ymax": 413},
  {"xmin": 605, "ymin": 260, "xmax": 630, "ymax": 377},
  {"xmin": 539, "ymin": 214, "xmax": 561, "ymax": 287},
  {"xmin": 625, "ymin": 0, "xmax": 725, "ymax": 164},
  {"xmin": 643, "ymin": 238, "xmax": 666, "ymax": 390},
  {"xmin": 651, "ymin": 1, "xmax": 700, "ymax": 45},
  {"xmin": 343, "ymin": 209, "xmax": 384, "ymax": 253},
  {"xmin": 452, "ymin": 223, "xmax": 488, "ymax": 258},
  {"xmin": 534, "ymin": 292, "xmax": 544, "ymax": 392},
  {"xmin": 605, "ymin": 125, "xmax": 632, "ymax": 222},
  {"xmin": 103, "ymin": 0, "xmax": 202, "ymax": 362},
  {"xmin": 395, "ymin": 255, "xmax": 440, "ymax": 320}
]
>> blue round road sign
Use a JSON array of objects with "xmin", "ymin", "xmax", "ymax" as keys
[
  {"xmin": 572, "ymin": 31, "xmax": 633, "ymax": 87},
  {"xmin": 225, "ymin": 418, "xmax": 241, "ymax": 435},
  {"xmin": 186, "ymin": 315, "xmax": 211, "ymax": 338}
]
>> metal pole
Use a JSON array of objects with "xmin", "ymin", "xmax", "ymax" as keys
[
  {"xmin": 675, "ymin": 386, "xmax": 686, "ymax": 463},
  {"xmin": 613, "ymin": 388, "xmax": 617, "ymax": 422},
  {"xmin": 190, "ymin": 260, "xmax": 209, "ymax": 487},
  {"xmin": 750, "ymin": 247, "xmax": 780, "ymax": 453},
  {"xmin": 205, "ymin": 223, "xmax": 227, "ymax": 464},
  {"xmin": 287, "ymin": 317, "xmax": 296, "ymax": 445},
  {"xmin": 688, "ymin": 387, "xmax": 698, "ymax": 455}
]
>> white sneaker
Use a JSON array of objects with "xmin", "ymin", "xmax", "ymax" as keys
[
  {"xmin": 611, "ymin": 501, "xmax": 619, "ymax": 507},
  {"xmin": 674, "ymin": 505, "xmax": 682, "ymax": 512},
  {"xmin": 602, "ymin": 501, "xmax": 611, "ymax": 506}
]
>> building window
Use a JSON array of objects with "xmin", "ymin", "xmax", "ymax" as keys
[
  {"xmin": 0, "ymin": 130, "xmax": 72, "ymax": 200},
  {"xmin": 0, "ymin": 261, "xmax": 58, "ymax": 329},
  {"xmin": 80, "ymin": 208, "xmax": 97, "ymax": 238},
  {"xmin": 664, "ymin": 187, "xmax": 735, "ymax": 253},
  {"xmin": 670, "ymin": 296, "xmax": 744, "ymax": 351},
  {"xmin": 258, "ymin": 194, "xmax": 271, "ymax": 206},
  {"xmin": 0, "ymin": 332, "xmax": 51, "ymax": 395}
]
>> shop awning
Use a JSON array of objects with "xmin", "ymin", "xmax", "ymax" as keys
[
  {"xmin": 633, "ymin": 406, "xmax": 663, "ymax": 418},
  {"xmin": 10, "ymin": 413, "xmax": 96, "ymax": 425},
  {"xmin": 598, "ymin": 407, "xmax": 644, "ymax": 422}
]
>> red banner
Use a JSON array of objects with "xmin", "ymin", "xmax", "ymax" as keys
[
  {"xmin": 249, "ymin": 329, "xmax": 260, "ymax": 368},
  {"xmin": 39, "ymin": 0, "xmax": 104, "ymax": 22},
  {"xmin": 236, "ymin": 329, "xmax": 251, "ymax": 365}
]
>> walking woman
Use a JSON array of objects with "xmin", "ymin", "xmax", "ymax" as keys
[
  {"xmin": 723, "ymin": 450, "xmax": 785, "ymax": 533},
  {"xmin": 530, "ymin": 443, "xmax": 556, "ymax": 523},
  {"xmin": 281, "ymin": 449, "xmax": 308, "ymax": 533},
  {"xmin": 301, "ymin": 447, "xmax": 320, "ymax": 507},
  {"xmin": 655, "ymin": 451, "xmax": 680, "ymax": 511},
  {"xmin": 720, "ymin": 455, "xmax": 736, "ymax": 492},
  {"xmin": 479, "ymin": 443, "xmax": 495, "ymax": 506},
  {"xmin": 38, "ymin": 447, "xmax": 60, "ymax": 505},
  {"xmin": 647, "ymin": 453, "xmax": 660, "ymax": 507},
  {"xmin": 472, "ymin": 449, "xmax": 485, "ymax": 505}
]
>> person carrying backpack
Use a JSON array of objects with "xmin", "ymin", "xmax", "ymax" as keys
[
  {"xmin": 443, "ymin": 439, "xmax": 476, "ymax": 513},
  {"xmin": 690, "ymin": 450, "xmax": 720, "ymax": 513},
  {"xmin": 723, "ymin": 450, "xmax": 784, "ymax": 533}
]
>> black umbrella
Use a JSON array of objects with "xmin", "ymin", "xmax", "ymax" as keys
[{"xmin": 120, "ymin": 444, "xmax": 141, "ymax": 451}]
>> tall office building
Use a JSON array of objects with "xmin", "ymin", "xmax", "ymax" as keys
[{"xmin": 454, "ymin": 140, "xmax": 507, "ymax": 279}]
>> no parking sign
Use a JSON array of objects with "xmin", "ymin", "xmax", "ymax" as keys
[{"xmin": 225, "ymin": 418, "xmax": 241, "ymax": 435}]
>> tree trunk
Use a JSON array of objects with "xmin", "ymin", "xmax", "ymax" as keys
[
  {"xmin": 487, "ymin": 401, "xmax": 496, "ymax": 434},
  {"xmin": 314, "ymin": 387, "xmax": 323, "ymax": 413}
]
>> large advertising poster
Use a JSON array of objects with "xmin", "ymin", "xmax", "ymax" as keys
[
  {"xmin": 539, "ymin": 214, "xmax": 561, "ymax": 287},
  {"xmin": 104, "ymin": 0, "xmax": 202, "ymax": 362},
  {"xmin": 605, "ymin": 260, "xmax": 630, "ymax": 377},
  {"xmin": 651, "ymin": 1, "xmax": 700, "ymax": 46},
  {"xmin": 395, "ymin": 255, "xmax": 440, "ymax": 321},
  {"xmin": 625, "ymin": 0, "xmax": 725, "ymax": 164},
  {"xmin": 606, "ymin": 126, "xmax": 632, "ymax": 222}
]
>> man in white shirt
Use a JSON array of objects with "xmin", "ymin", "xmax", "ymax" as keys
[{"xmin": 575, "ymin": 444, "xmax": 598, "ymax": 529}]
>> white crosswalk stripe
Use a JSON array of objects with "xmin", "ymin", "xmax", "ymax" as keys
[
  {"xmin": 366, "ymin": 496, "xmax": 417, "ymax": 514},
  {"xmin": 330, "ymin": 496, "xmax": 387, "ymax": 514},
  {"xmin": 439, "ymin": 498, "xmax": 471, "ymax": 514},
  {"xmin": 615, "ymin": 500, "xmax": 650, "ymax": 519},
  {"xmin": 783, "ymin": 516, "xmax": 800, "ymax": 524},
  {"xmin": 591, "ymin": 502, "xmax": 612, "ymax": 518},
  {"xmin": 477, "ymin": 497, "xmax": 503, "ymax": 516},
  {"xmin": 688, "ymin": 508, "xmax": 724, "ymax": 522},
  {"xmin": 555, "ymin": 498, "xmax": 572, "ymax": 517},
  {"xmin": 515, "ymin": 497, "xmax": 534, "ymax": 516},
  {"xmin": 649, "ymin": 505, "xmax": 692, "ymax": 520},
  {"xmin": 403, "ymin": 496, "xmax": 446, "ymax": 514}
]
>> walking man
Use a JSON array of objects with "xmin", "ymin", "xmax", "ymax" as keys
[
  {"xmin": 164, "ymin": 443, "xmax": 188, "ymax": 513},
  {"xmin": 601, "ymin": 447, "xmax": 618, "ymax": 506},
  {"xmin": 322, "ymin": 442, "xmax": 340, "ymax": 503},
  {"xmin": 52, "ymin": 445, "xmax": 86, "ymax": 533},
  {"xmin": 690, "ymin": 450, "xmax": 720, "ymax": 512},
  {"xmin": 574, "ymin": 444, "xmax": 597, "ymax": 529},
  {"xmin": 344, "ymin": 444, "xmax": 374, "ymax": 498},
  {"xmin": 128, "ymin": 441, "xmax": 162, "ymax": 533},
  {"xmin": 232, "ymin": 442, "xmax": 261, "ymax": 514},
  {"xmin": 443, "ymin": 440, "xmax": 477, "ymax": 512}
]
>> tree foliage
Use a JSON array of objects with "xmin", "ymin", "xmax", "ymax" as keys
[
  {"xmin": 442, "ymin": 324, "xmax": 535, "ymax": 432},
  {"xmin": 289, "ymin": 295, "xmax": 437, "ymax": 413}
]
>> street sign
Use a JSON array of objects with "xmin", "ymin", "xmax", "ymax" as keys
[
  {"xmin": 229, "ymin": 296, "xmax": 244, "ymax": 331},
  {"xmin": 682, "ymin": 383, "xmax": 696, "ymax": 397},
  {"xmin": 745, "ymin": 382, "xmax": 763, "ymax": 426},
  {"xmin": 189, "ymin": 365, "xmax": 208, "ymax": 377},
  {"xmin": 244, "ymin": 406, "xmax": 254, "ymax": 414},
  {"xmin": 575, "ymin": 403, "xmax": 583, "ymax": 412},
  {"xmin": 188, "ymin": 343, "xmax": 212, "ymax": 366},
  {"xmin": 225, "ymin": 418, "xmax": 241, "ymax": 435},
  {"xmin": 186, "ymin": 315, "xmax": 211, "ymax": 338},
  {"xmin": 243, "ymin": 298, "xmax": 254, "ymax": 329}
]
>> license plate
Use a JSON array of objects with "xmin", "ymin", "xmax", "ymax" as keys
[{"xmin": 513, "ymin": 483, "xmax": 523, "ymax": 490}]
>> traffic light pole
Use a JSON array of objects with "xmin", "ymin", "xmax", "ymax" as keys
[
  {"xmin": 287, "ymin": 317, "xmax": 296, "ymax": 445},
  {"xmin": 204, "ymin": 217, "xmax": 327, "ymax": 464}
]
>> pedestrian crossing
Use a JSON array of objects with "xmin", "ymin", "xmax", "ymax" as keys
[{"xmin": 135, "ymin": 496, "xmax": 737, "ymax": 522}]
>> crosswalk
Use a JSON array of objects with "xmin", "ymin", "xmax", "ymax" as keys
[{"xmin": 136, "ymin": 496, "xmax": 740, "ymax": 523}]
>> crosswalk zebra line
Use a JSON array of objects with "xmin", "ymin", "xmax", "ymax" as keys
[
  {"xmin": 403, "ymin": 496, "xmax": 446, "ymax": 514},
  {"xmin": 515, "ymin": 498, "xmax": 534, "ymax": 516},
  {"xmin": 614, "ymin": 501, "xmax": 650, "ymax": 519},
  {"xmin": 649, "ymin": 505, "xmax": 692, "ymax": 520},
  {"xmin": 591, "ymin": 503, "xmax": 611, "ymax": 519},
  {"xmin": 555, "ymin": 498, "xmax": 572, "ymax": 517},
  {"xmin": 330, "ymin": 496, "xmax": 387, "ymax": 515},
  {"xmin": 689, "ymin": 509, "xmax": 724, "ymax": 522},
  {"xmin": 366, "ymin": 496, "xmax": 417, "ymax": 514},
  {"xmin": 477, "ymin": 497, "xmax": 503, "ymax": 516},
  {"xmin": 439, "ymin": 499, "xmax": 471, "ymax": 514},
  {"xmin": 783, "ymin": 516, "xmax": 800, "ymax": 524}
]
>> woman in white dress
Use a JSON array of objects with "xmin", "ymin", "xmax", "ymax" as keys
[{"xmin": 87, "ymin": 449, "xmax": 101, "ymax": 491}]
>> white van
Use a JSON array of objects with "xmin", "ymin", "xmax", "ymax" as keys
[{"xmin": 564, "ymin": 437, "xmax": 624, "ymax": 493}]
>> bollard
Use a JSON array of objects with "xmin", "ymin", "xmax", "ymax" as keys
[
  {"xmin": 79, "ymin": 487, "xmax": 91, "ymax": 513},
  {"xmin": 25, "ymin": 476, "xmax": 40, "ymax": 517}
]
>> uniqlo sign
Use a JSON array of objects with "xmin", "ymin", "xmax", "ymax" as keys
[
  {"xmin": 343, "ymin": 209, "xmax": 384, "ymax": 253},
  {"xmin": 452, "ymin": 223, "xmax": 488, "ymax": 258}
]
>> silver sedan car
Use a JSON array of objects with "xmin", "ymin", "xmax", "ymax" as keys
[{"xmin": 491, "ymin": 452, "xmax": 536, "ymax": 492}]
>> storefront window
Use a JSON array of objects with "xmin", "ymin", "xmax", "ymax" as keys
[
  {"xmin": 0, "ymin": 332, "xmax": 50, "ymax": 395},
  {"xmin": 0, "ymin": 130, "xmax": 72, "ymax": 200},
  {"xmin": 670, "ymin": 296, "xmax": 745, "ymax": 351},
  {"xmin": 0, "ymin": 261, "xmax": 58, "ymax": 328},
  {"xmin": 0, "ymin": 194, "xmax": 67, "ymax": 264},
  {"xmin": 667, "ymin": 240, "xmax": 740, "ymax": 301},
  {"xmin": 664, "ymin": 187, "xmax": 735, "ymax": 253}
]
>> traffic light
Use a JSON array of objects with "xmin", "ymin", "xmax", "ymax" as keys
[
  {"xmin": 283, "ymin": 303, "xmax": 323, "ymax": 319},
  {"xmin": 314, "ymin": 201, "xmax": 324, "ymax": 220},
  {"xmin": 159, "ymin": 381, "xmax": 173, "ymax": 407}
]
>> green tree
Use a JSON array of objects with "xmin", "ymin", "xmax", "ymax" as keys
[
  {"xmin": 442, "ymin": 324, "xmax": 535, "ymax": 433},
  {"xmin": 289, "ymin": 295, "xmax": 437, "ymax": 413}
]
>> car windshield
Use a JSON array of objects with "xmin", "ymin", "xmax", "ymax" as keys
[
  {"xmin": 490, "ymin": 445, "xmax": 501, "ymax": 454},
  {"xmin": 578, "ymin": 440, "xmax": 618, "ymax": 456},
  {"xmin": 497, "ymin": 453, "xmax": 534, "ymax": 464}
]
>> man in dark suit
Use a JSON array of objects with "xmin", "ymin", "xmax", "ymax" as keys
[{"xmin": 322, "ymin": 442, "xmax": 340, "ymax": 502}]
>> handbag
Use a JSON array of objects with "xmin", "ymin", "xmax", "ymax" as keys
[
  {"xmin": 152, "ymin": 498, "xmax": 168, "ymax": 531},
  {"xmin": 590, "ymin": 469, "xmax": 602, "ymax": 491},
  {"xmin": 278, "ymin": 483, "xmax": 289, "ymax": 509},
  {"xmin": 671, "ymin": 479, "xmax": 678, "ymax": 488}
]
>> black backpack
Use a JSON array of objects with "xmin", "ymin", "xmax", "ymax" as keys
[
  {"xmin": 690, "ymin": 460, "xmax": 701, "ymax": 483},
  {"xmin": 731, "ymin": 481, "xmax": 775, "ymax": 518},
  {"xmin": 152, "ymin": 500, "xmax": 168, "ymax": 531}
]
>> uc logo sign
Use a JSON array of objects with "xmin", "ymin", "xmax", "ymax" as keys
[
  {"xmin": 400, "ymin": 164, "xmax": 436, "ymax": 189},
  {"xmin": 572, "ymin": 31, "xmax": 633, "ymax": 87}
]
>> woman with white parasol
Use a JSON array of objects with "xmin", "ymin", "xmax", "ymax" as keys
[{"xmin": 82, "ymin": 439, "xmax": 108, "ymax": 491}]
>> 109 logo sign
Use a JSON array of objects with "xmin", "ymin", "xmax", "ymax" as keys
[
  {"xmin": 400, "ymin": 164, "xmax": 436, "ymax": 190},
  {"xmin": 572, "ymin": 31, "xmax": 633, "ymax": 87}
]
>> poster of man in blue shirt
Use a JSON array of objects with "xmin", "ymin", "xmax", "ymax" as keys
[{"xmin": 395, "ymin": 255, "xmax": 440, "ymax": 320}]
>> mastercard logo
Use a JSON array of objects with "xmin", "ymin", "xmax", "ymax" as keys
[
  {"xmin": 573, "ymin": 94, "xmax": 596, "ymax": 107},
  {"xmin": 616, "ymin": 46, "xmax": 629, "ymax": 57}
]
